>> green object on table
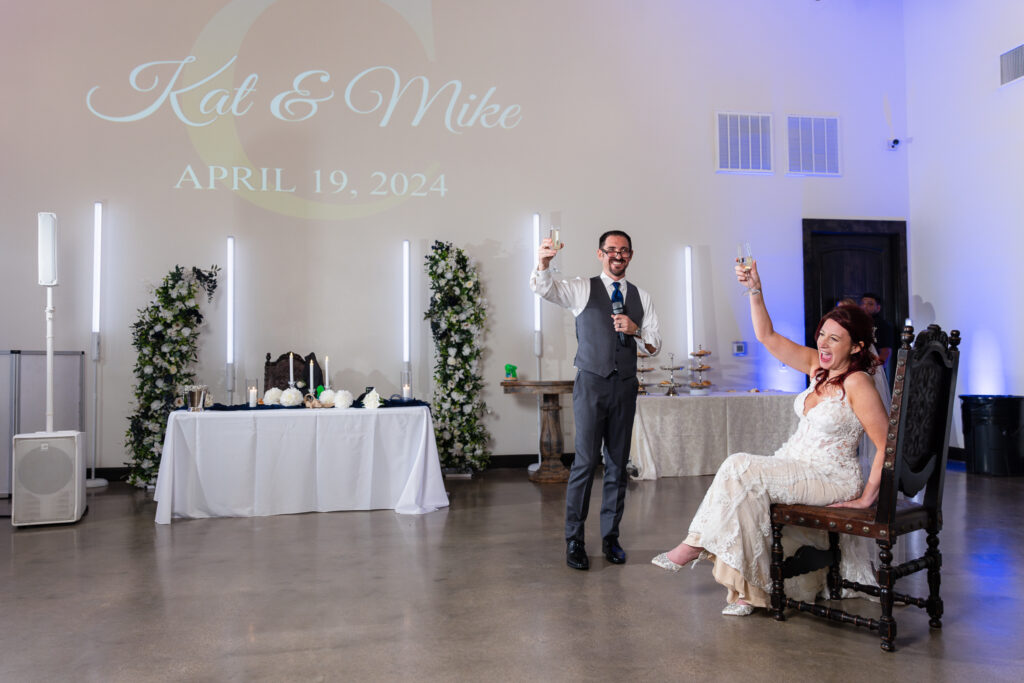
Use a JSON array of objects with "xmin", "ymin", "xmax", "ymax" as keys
[
  {"xmin": 316, "ymin": 385, "xmax": 325, "ymax": 397},
  {"xmin": 504, "ymin": 364, "xmax": 518, "ymax": 379}
]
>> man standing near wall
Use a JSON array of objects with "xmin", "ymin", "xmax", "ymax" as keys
[
  {"xmin": 531, "ymin": 230, "xmax": 661, "ymax": 570},
  {"xmin": 861, "ymin": 292, "xmax": 895, "ymax": 385}
]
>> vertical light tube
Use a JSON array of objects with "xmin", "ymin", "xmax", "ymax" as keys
[
  {"xmin": 225, "ymin": 236, "xmax": 235, "ymax": 403},
  {"xmin": 684, "ymin": 245, "xmax": 695, "ymax": 356},
  {"xmin": 402, "ymin": 240, "xmax": 412, "ymax": 398},
  {"xmin": 88, "ymin": 202, "xmax": 107, "ymax": 486},
  {"xmin": 403, "ymin": 239, "xmax": 410, "ymax": 364},
  {"xmin": 533, "ymin": 213, "xmax": 542, "ymax": 360},
  {"xmin": 531, "ymin": 212, "xmax": 542, "ymax": 471},
  {"xmin": 91, "ymin": 203, "xmax": 102, "ymax": 335}
]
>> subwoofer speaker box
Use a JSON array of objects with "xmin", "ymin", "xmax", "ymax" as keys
[{"xmin": 12, "ymin": 431, "xmax": 86, "ymax": 527}]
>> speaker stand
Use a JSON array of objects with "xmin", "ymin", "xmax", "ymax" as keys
[{"xmin": 87, "ymin": 335, "xmax": 107, "ymax": 489}]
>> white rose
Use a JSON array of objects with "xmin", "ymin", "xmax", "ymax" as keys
[
  {"xmin": 263, "ymin": 387, "xmax": 283, "ymax": 405},
  {"xmin": 362, "ymin": 388, "xmax": 383, "ymax": 409},
  {"xmin": 318, "ymin": 389, "xmax": 336, "ymax": 407},
  {"xmin": 280, "ymin": 388, "xmax": 303, "ymax": 407},
  {"xmin": 333, "ymin": 390, "xmax": 354, "ymax": 409}
]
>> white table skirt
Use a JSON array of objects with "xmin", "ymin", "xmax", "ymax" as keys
[
  {"xmin": 154, "ymin": 406, "xmax": 448, "ymax": 524},
  {"xmin": 631, "ymin": 392, "xmax": 801, "ymax": 479}
]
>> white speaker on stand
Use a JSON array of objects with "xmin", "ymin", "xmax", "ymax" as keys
[{"xmin": 11, "ymin": 213, "xmax": 87, "ymax": 527}]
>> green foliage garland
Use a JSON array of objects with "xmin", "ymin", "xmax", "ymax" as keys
[
  {"xmin": 125, "ymin": 265, "xmax": 219, "ymax": 487},
  {"xmin": 424, "ymin": 241, "xmax": 491, "ymax": 471}
]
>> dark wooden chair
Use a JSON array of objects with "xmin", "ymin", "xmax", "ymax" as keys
[
  {"xmin": 265, "ymin": 352, "xmax": 324, "ymax": 393},
  {"xmin": 769, "ymin": 324, "xmax": 961, "ymax": 652}
]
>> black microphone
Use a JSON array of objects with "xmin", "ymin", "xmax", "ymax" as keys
[{"xmin": 611, "ymin": 298, "xmax": 626, "ymax": 346}]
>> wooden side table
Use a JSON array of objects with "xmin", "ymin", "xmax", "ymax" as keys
[{"xmin": 501, "ymin": 380, "xmax": 574, "ymax": 483}]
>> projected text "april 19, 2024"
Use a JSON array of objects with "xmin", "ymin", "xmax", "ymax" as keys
[{"xmin": 85, "ymin": 56, "xmax": 522, "ymax": 199}]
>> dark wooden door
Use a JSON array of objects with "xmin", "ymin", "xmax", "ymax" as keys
[{"xmin": 802, "ymin": 219, "xmax": 908, "ymax": 348}]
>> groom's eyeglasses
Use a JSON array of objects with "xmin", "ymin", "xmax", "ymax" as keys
[{"xmin": 601, "ymin": 248, "xmax": 632, "ymax": 257}]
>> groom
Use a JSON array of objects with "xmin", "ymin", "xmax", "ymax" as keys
[{"xmin": 531, "ymin": 230, "xmax": 661, "ymax": 570}]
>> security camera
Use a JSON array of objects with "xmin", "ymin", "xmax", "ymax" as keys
[{"xmin": 888, "ymin": 138, "xmax": 900, "ymax": 149}]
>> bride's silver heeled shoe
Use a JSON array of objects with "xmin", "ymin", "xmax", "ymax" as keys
[
  {"xmin": 721, "ymin": 602, "xmax": 755, "ymax": 616},
  {"xmin": 651, "ymin": 550, "xmax": 709, "ymax": 573}
]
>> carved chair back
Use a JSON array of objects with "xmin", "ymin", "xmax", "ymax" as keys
[
  {"xmin": 264, "ymin": 352, "xmax": 324, "ymax": 393},
  {"xmin": 875, "ymin": 325, "xmax": 961, "ymax": 529}
]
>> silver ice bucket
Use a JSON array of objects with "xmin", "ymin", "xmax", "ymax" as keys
[{"xmin": 185, "ymin": 386, "xmax": 208, "ymax": 412}]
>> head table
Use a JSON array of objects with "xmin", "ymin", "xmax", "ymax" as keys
[{"xmin": 154, "ymin": 405, "xmax": 448, "ymax": 524}]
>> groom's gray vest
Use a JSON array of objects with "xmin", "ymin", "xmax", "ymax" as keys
[{"xmin": 574, "ymin": 276, "xmax": 643, "ymax": 379}]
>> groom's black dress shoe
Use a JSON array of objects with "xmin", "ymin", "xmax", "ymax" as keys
[
  {"xmin": 603, "ymin": 537, "xmax": 626, "ymax": 564},
  {"xmin": 566, "ymin": 540, "xmax": 589, "ymax": 570}
]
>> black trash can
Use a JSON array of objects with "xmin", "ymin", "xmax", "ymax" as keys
[{"xmin": 960, "ymin": 395, "xmax": 1024, "ymax": 476}]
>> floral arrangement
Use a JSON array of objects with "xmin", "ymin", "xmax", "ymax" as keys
[
  {"xmin": 279, "ymin": 387, "xmax": 303, "ymax": 407},
  {"xmin": 362, "ymin": 388, "xmax": 383, "ymax": 409},
  {"xmin": 125, "ymin": 265, "xmax": 219, "ymax": 487},
  {"xmin": 333, "ymin": 390, "xmax": 354, "ymax": 409},
  {"xmin": 424, "ymin": 240, "xmax": 490, "ymax": 471}
]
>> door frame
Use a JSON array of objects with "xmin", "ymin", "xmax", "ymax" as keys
[{"xmin": 802, "ymin": 218, "xmax": 909, "ymax": 347}]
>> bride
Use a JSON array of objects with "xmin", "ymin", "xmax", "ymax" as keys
[{"xmin": 652, "ymin": 259, "xmax": 889, "ymax": 616}]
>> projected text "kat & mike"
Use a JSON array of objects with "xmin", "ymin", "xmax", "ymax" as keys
[{"xmin": 86, "ymin": 57, "xmax": 523, "ymax": 132}]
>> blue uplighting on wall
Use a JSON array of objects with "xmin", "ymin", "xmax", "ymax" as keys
[{"xmin": 966, "ymin": 328, "xmax": 1006, "ymax": 395}]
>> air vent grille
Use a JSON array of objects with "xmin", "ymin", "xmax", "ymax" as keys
[
  {"xmin": 787, "ymin": 115, "xmax": 840, "ymax": 176},
  {"xmin": 717, "ymin": 113, "xmax": 772, "ymax": 173},
  {"xmin": 1001, "ymin": 44, "xmax": 1024, "ymax": 85}
]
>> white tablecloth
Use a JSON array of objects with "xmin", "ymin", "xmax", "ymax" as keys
[
  {"xmin": 631, "ymin": 391, "xmax": 801, "ymax": 479},
  {"xmin": 154, "ymin": 406, "xmax": 448, "ymax": 524}
]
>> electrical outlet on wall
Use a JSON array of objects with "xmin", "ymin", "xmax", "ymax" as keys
[{"xmin": 732, "ymin": 341, "xmax": 747, "ymax": 356}]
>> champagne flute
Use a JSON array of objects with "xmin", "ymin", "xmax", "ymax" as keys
[
  {"xmin": 737, "ymin": 242, "xmax": 755, "ymax": 295},
  {"xmin": 549, "ymin": 226, "xmax": 563, "ymax": 250}
]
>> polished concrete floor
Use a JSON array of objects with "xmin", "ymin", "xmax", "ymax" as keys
[{"xmin": 2, "ymin": 467, "xmax": 1023, "ymax": 682}]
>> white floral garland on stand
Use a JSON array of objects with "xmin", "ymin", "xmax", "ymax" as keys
[
  {"xmin": 125, "ymin": 265, "xmax": 218, "ymax": 488},
  {"xmin": 424, "ymin": 240, "xmax": 491, "ymax": 472}
]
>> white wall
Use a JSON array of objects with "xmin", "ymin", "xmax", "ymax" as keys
[
  {"xmin": 905, "ymin": 0, "xmax": 1024, "ymax": 444},
  {"xmin": 0, "ymin": 0, "xmax": 910, "ymax": 467}
]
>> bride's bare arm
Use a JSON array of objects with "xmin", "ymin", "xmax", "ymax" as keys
[
  {"xmin": 737, "ymin": 260, "xmax": 817, "ymax": 375},
  {"xmin": 829, "ymin": 372, "xmax": 889, "ymax": 509}
]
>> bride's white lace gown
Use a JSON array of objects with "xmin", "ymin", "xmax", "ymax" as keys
[{"xmin": 683, "ymin": 381, "xmax": 878, "ymax": 607}]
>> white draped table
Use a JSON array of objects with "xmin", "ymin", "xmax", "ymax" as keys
[
  {"xmin": 631, "ymin": 391, "xmax": 801, "ymax": 479},
  {"xmin": 154, "ymin": 406, "xmax": 448, "ymax": 524}
]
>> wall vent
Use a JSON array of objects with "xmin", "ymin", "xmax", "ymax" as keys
[
  {"xmin": 1001, "ymin": 44, "xmax": 1024, "ymax": 85},
  {"xmin": 787, "ymin": 115, "xmax": 840, "ymax": 176},
  {"xmin": 716, "ymin": 112, "xmax": 772, "ymax": 173}
]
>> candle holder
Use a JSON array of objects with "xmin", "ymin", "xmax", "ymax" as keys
[
  {"xmin": 246, "ymin": 378, "xmax": 260, "ymax": 407},
  {"xmin": 400, "ymin": 368, "xmax": 413, "ymax": 401}
]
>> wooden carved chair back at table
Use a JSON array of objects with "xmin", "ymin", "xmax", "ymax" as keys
[
  {"xmin": 264, "ymin": 352, "xmax": 324, "ymax": 393},
  {"xmin": 769, "ymin": 324, "xmax": 961, "ymax": 652}
]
